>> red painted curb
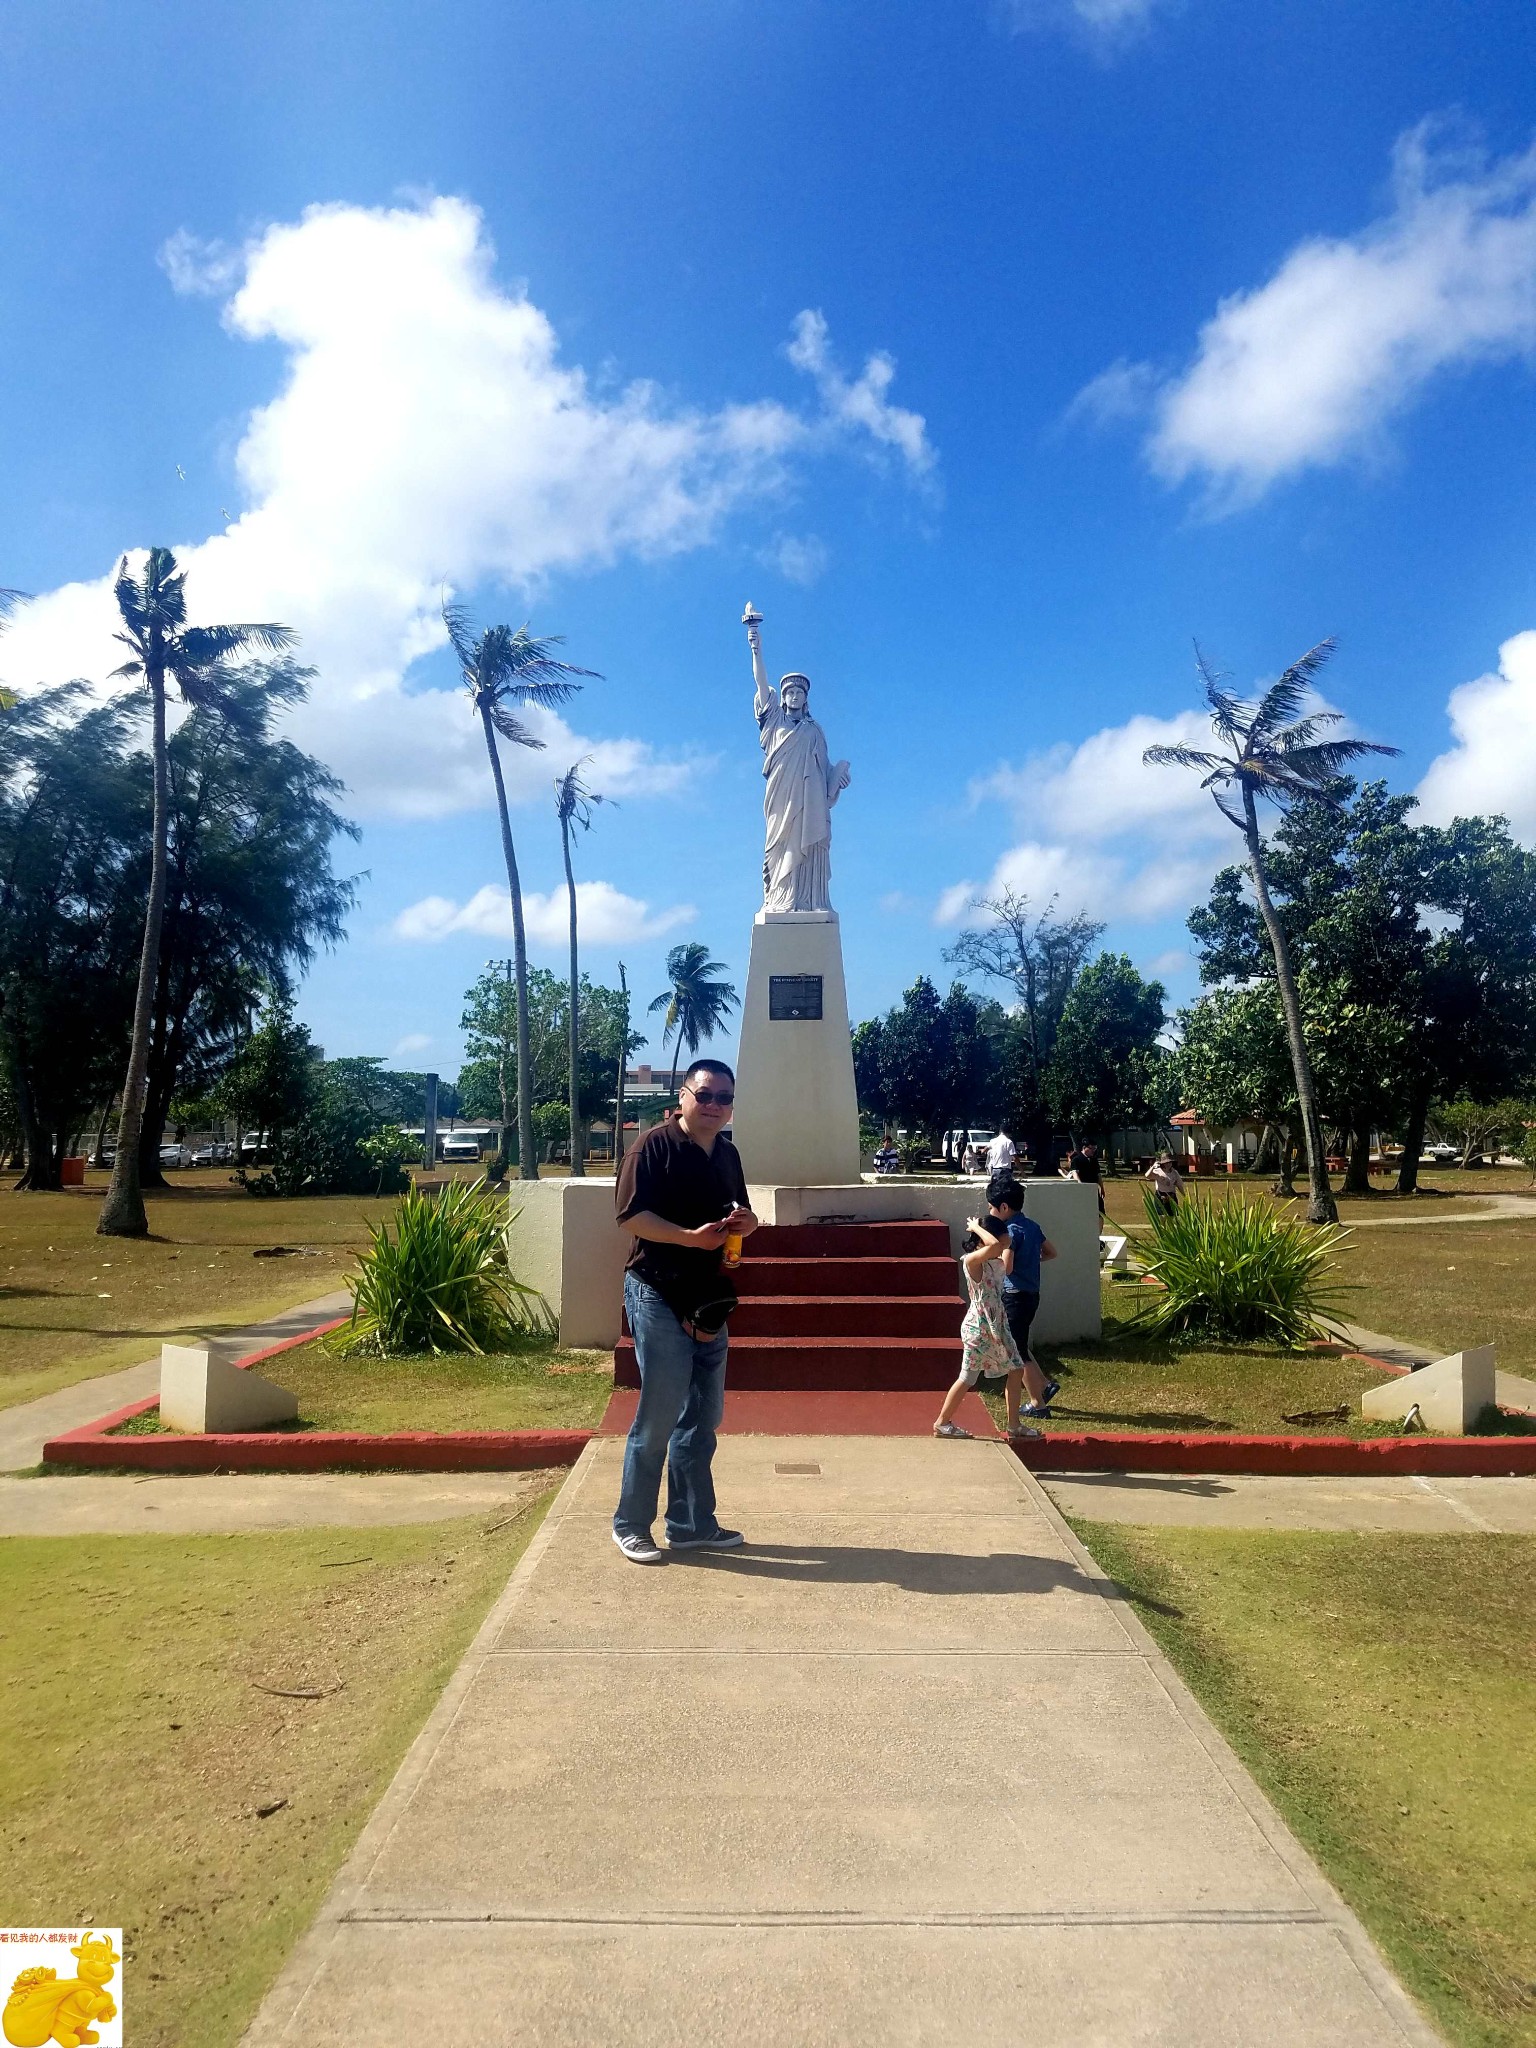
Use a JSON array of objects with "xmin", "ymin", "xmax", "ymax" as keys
[
  {"xmin": 1009, "ymin": 1431, "xmax": 1536, "ymax": 1477},
  {"xmin": 43, "ymin": 1427, "xmax": 594, "ymax": 1474},
  {"xmin": 42, "ymin": 1312, "xmax": 592, "ymax": 1474}
]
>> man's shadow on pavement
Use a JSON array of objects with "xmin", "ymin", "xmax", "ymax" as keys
[{"xmin": 668, "ymin": 1544, "xmax": 1182, "ymax": 1612}]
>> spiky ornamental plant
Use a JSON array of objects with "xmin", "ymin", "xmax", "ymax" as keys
[
  {"xmin": 554, "ymin": 761, "xmax": 610, "ymax": 1179},
  {"xmin": 339, "ymin": 1181, "xmax": 552, "ymax": 1356},
  {"xmin": 443, "ymin": 604, "xmax": 598, "ymax": 1183},
  {"xmin": 99, "ymin": 549, "xmax": 303, "ymax": 1237},
  {"xmin": 1134, "ymin": 1189, "xmax": 1353, "ymax": 1347},
  {"xmin": 1144, "ymin": 641, "xmax": 1398, "ymax": 1224}
]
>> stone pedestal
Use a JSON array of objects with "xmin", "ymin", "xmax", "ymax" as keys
[{"xmin": 730, "ymin": 910, "xmax": 861, "ymax": 1189}]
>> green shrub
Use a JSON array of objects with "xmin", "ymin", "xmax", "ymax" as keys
[
  {"xmin": 1132, "ymin": 1190, "xmax": 1352, "ymax": 1347},
  {"xmin": 338, "ymin": 1183, "xmax": 553, "ymax": 1357}
]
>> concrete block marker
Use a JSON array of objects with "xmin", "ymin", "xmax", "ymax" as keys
[
  {"xmin": 158, "ymin": 1340, "xmax": 299, "ymax": 1434},
  {"xmin": 1362, "ymin": 1344, "xmax": 1495, "ymax": 1434}
]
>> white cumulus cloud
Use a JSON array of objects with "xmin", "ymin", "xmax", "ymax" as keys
[
  {"xmin": 1416, "ymin": 629, "xmax": 1536, "ymax": 842},
  {"xmin": 998, "ymin": 0, "xmax": 1173, "ymax": 51},
  {"xmin": 1076, "ymin": 123, "xmax": 1536, "ymax": 505},
  {"xmin": 393, "ymin": 880, "xmax": 696, "ymax": 948},
  {"xmin": 938, "ymin": 706, "xmax": 1252, "ymax": 934},
  {"xmin": 785, "ymin": 311, "xmax": 934, "ymax": 478},
  {"xmin": 1, "ymin": 196, "xmax": 932, "ymax": 818}
]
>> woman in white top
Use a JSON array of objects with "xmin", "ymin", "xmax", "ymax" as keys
[{"xmin": 1144, "ymin": 1152, "xmax": 1182, "ymax": 1215}]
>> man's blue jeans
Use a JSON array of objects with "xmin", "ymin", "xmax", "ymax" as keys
[{"xmin": 613, "ymin": 1272, "xmax": 728, "ymax": 1544}]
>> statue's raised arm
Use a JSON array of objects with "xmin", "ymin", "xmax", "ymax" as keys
[
  {"xmin": 743, "ymin": 601, "xmax": 774, "ymax": 728},
  {"xmin": 740, "ymin": 599, "xmax": 848, "ymax": 914}
]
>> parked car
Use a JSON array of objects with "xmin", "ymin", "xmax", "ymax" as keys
[
  {"xmin": 440, "ymin": 1134, "xmax": 484, "ymax": 1163},
  {"xmin": 159, "ymin": 1143, "xmax": 187, "ymax": 1168},
  {"xmin": 190, "ymin": 1142, "xmax": 234, "ymax": 1165}
]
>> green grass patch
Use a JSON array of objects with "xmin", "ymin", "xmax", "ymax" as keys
[
  {"xmin": 0, "ymin": 1498, "xmax": 555, "ymax": 2048},
  {"xmin": 1074, "ymin": 1523, "xmax": 1536, "ymax": 2048},
  {"xmin": 105, "ymin": 1333, "xmax": 612, "ymax": 1436},
  {"xmin": 983, "ymin": 1287, "xmax": 1398, "ymax": 1435}
]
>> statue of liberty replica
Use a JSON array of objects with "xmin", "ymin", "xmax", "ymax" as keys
[
  {"xmin": 731, "ymin": 603, "xmax": 861, "ymax": 1185},
  {"xmin": 744, "ymin": 603, "xmax": 851, "ymax": 914}
]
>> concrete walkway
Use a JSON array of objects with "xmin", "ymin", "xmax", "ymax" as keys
[
  {"xmin": 0, "ymin": 1289, "xmax": 351, "ymax": 1472},
  {"xmin": 0, "ymin": 1468, "xmax": 553, "ymax": 1537},
  {"xmin": 242, "ymin": 1436, "xmax": 1439, "ymax": 2046},
  {"xmin": 1044, "ymin": 1469, "xmax": 1536, "ymax": 1533}
]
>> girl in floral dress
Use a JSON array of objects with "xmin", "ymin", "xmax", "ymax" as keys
[{"xmin": 932, "ymin": 1219, "xmax": 1040, "ymax": 1442}]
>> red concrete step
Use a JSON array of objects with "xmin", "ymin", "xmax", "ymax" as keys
[
  {"xmin": 728, "ymin": 1295, "xmax": 965, "ymax": 1339},
  {"xmin": 744, "ymin": 1220, "xmax": 952, "ymax": 1259},
  {"xmin": 734, "ymin": 1256, "xmax": 958, "ymax": 1299},
  {"xmin": 614, "ymin": 1334, "xmax": 962, "ymax": 1391}
]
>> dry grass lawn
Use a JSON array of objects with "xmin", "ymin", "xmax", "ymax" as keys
[
  {"xmin": 1079, "ymin": 1523, "xmax": 1536, "ymax": 2048},
  {"xmin": 1098, "ymin": 1165, "xmax": 1535, "ymax": 1231},
  {"xmin": 1344, "ymin": 1222, "xmax": 1536, "ymax": 1374},
  {"xmin": 0, "ymin": 1173, "xmax": 396, "ymax": 1412},
  {"xmin": 0, "ymin": 1165, "xmax": 568, "ymax": 1414},
  {"xmin": 0, "ymin": 1493, "xmax": 556, "ymax": 2048}
]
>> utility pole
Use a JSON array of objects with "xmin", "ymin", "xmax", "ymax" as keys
[
  {"xmin": 614, "ymin": 962, "xmax": 629, "ymax": 1170},
  {"xmin": 422, "ymin": 1071, "xmax": 438, "ymax": 1177}
]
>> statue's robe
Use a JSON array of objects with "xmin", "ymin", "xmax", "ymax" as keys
[{"xmin": 760, "ymin": 700, "xmax": 834, "ymax": 912}]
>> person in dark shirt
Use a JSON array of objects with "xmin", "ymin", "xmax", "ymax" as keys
[
  {"xmin": 975, "ymin": 1173, "xmax": 1060, "ymax": 1417},
  {"xmin": 611, "ymin": 1058, "xmax": 758, "ymax": 1564}
]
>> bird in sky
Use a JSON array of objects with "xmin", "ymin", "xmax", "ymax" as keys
[{"xmin": 175, "ymin": 464, "xmax": 186, "ymax": 481}]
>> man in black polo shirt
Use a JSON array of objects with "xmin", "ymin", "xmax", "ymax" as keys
[{"xmin": 611, "ymin": 1058, "xmax": 758, "ymax": 1563}]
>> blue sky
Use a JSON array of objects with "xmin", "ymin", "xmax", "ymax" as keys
[{"xmin": 4, "ymin": 0, "xmax": 1536, "ymax": 1075}]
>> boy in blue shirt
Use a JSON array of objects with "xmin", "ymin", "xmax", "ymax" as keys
[{"xmin": 976, "ymin": 1174, "xmax": 1059, "ymax": 1417}]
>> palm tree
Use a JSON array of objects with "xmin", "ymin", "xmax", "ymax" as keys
[
  {"xmin": 99, "ymin": 549, "xmax": 301, "ymax": 1237},
  {"xmin": 649, "ymin": 943, "xmax": 740, "ymax": 1094},
  {"xmin": 1144, "ymin": 639, "xmax": 1397, "ymax": 1224},
  {"xmin": 554, "ymin": 760, "xmax": 609, "ymax": 1178},
  {"xmin": 444, "ymin": 604, "xmax": 598, "ymax": 1181}
]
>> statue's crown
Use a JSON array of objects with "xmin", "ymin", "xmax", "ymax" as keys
[{"xmin": 780, "ymin": 671, "xmax": 811, "ymax": 693}]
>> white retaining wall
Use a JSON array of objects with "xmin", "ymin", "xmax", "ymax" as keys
[{"xmin": 508, "ymin": 1175, "xmax": 1102, "ymax": 1354}]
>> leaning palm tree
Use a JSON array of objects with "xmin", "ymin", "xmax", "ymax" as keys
[
  {"xmin": 99, "ymin": 549, "xmax": 301, "ymax": 1237},
  {"xmin": 444, "ymin": 603, "xmax": 598, "ymax": 1181},
  {"xmin": 554, "ymin": 760, "xmax": 609, "ymax": 1178},
  {"xmin": 648, "ymin": 943, "xmax": 740, "ymax": 1094},
  {"xmin": 1144, "ymin": 639, "xmax": 1398, "ymax": 1224}
]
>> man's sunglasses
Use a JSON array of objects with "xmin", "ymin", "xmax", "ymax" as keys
[{"xmin": 684, "ymin": 1085, "xmax": 735, "ymax": 1106}]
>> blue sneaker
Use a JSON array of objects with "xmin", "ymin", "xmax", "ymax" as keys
[
  {"xmin": 666, "ymin": 1527, "xmax": 745, "ymax": 1551},
  {"xmin": 1042, "ymin": 1378, "xmax": 1061, "ymax": 1403},
  {"xmin": 1022, "ymin": 1401, "xmax": 1053, "ymax": 1419}
]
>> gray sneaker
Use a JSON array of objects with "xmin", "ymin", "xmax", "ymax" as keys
[{"xmin": 613, "ymin": 1529, "xmax": 666, "ymax": 1564}]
